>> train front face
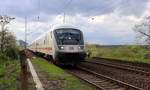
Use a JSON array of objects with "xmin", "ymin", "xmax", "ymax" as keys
[{"xmin": 54, "ymin": 28, "xmax": 86, "ymax": 65}]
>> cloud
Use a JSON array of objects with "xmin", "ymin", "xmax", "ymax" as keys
[
  {"xmin": 0, "ymin": 0, "xmax": 149, "ymax": 18},
  {"xmin": 64, "ymin": 13, "xmax": 138, "ymax": 44},
  {"xmin": 10, "ymin": 12, "xmax": 138, "ymax": 44},
  {"xmin": 2, "ymin": 0, "xmax": 150, "ymax": 45},
  {"xmin": 117, "ymin": 0, "xmax": 149, "ymax": 16}
]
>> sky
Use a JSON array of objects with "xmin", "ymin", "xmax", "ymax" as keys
[{"xmin": 1, "ymin": 0, "xmax": 150, "ymax": 45}]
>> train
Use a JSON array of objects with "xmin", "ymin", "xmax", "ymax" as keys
[{"xmin": 28, "ymin": 24, "xmax": 86, "ymax": 66}]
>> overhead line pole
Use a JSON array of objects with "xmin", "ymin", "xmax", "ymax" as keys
[
  {"xmin": 63, "ymin": 12, "xmax": 66, "ymax": 24},
  {"xmin": 25, "ymin": 16, "xmax": 27, "ymax": 49},
  {"xmin": 62, "ymin": 0, "xmax": 73, "ymax": 24}
]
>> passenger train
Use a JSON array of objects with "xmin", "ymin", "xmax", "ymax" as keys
[{"xmin": 28, "ymin": 25, "xmax": 86, "ymax": 65}]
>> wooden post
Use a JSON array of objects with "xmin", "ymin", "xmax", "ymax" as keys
[{"xmin": 20, "ymin": 50, "xmax": 28, "ymax": 90}]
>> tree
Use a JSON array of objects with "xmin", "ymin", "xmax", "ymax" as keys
[
  {"xmin": 0, "ymin": 28, "xmax": 18, "ymax": 59},
  {"xmin": 0, "ymin": 16, "xmax": 15, "ymax": 52},
  {"xmin": 0, "ymin": 28, "xmax": 16, "ymax": 50},
  {"xmin": 134, "ymin": 16, "xmax": 150, "ymax": 44}
]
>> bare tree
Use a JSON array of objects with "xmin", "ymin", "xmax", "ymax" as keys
[{"xmin": 134, "ymin": 16, "xmax": 150, "ymax": 44}]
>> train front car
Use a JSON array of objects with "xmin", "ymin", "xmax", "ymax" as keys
[{"xmin": 53, "ymin": 27, "xmax": 86, "ymax": 65}]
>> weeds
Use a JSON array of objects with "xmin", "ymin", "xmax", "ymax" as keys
[{"xmin": 0, "ymin": 54, "xmax": 20, "ymax": 90}]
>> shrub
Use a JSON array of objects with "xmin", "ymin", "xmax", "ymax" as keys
[
  {"xmin": 5, "ymin": 47, "xmax": 19, "ymax": 60},
  {"xmin": 0, "ymin": 54, "xmax": 9, "ymax": 61}
]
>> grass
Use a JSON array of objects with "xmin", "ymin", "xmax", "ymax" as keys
[
  {"xmin": 86, "ymin": 45, "xmax": 150, "ymax": 64},
  {"xmin": 31, "ymin": 58, "xmax": 93, "ymax": 90},
  {"xmin": 0, "ymin": 55, "xmax": 20, "ymax": 90}
]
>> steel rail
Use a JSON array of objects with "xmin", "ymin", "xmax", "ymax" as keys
[
  {"xmin": 91, "ymin": 57, "xmax": 150, "ymax": 72},
  {"xmin": 67, "ymin": 70, "xmax": 106, "ymax": 90},
  {"xmin": 77, "ymin": 66, "xmax": 144, "ymax": 90},
  {"xmin": 66, "ymin": 66, "xmax": 144, "ymax": 90},
  {"xmin": 85, "ymin": 61, "xmax": 150, "ymax": 75}
]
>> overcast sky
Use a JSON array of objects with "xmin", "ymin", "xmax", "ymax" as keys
[{"xmin": 1, "ymin": 0, "xmax": 150, "ymax": 45}]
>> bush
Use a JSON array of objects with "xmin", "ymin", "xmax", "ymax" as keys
[
  {"xmin": 5, "ymin": 47, "xmax": 19, "ymax": 60},
  {"xmin": 0, "ymin": 54, "xmax": 10, "ymax": 62}
]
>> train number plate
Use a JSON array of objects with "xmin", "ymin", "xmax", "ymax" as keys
[{"xmin": 69, "ymin": 47, "xmax": 74, "ymax": 50}]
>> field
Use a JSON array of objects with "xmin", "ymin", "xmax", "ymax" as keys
[
  {"xmin": 86, "ymin": 45, "xmax": 150, "ymax": 64},
  {"xmin": 0, "ymin": 54, "xmax": 20, "ymax": 90}
]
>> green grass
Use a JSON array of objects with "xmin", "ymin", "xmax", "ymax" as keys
[
  {"xmin": 0, "ymin": 55, "xmax": 20, "ymax": 90},
  {"xmin": 32, "ymin": 58, "xmax": 93, "ymax": 90},
  {"xmin": 86, "ymin": 45, "xmax": 150, "ymax": 64}
]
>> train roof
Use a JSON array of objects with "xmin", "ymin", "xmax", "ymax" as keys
[
  {"xmin": 51, "ymin": 24, "xmax": 79, "ymax": 31},
  {"xmin": 29, "ymin": 24, "xmax": 80, "ymax": 45}
]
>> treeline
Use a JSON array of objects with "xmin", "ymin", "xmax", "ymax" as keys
[{"xmin": 0, "ymin": 29, "xmax": 19, "ymax": 60}]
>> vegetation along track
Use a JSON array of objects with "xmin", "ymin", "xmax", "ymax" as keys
[
  {"xmin": 85, "ymin": 60, "xmax": 150, "ymax": 76},
  {"xmin": 66, "ymin": 66, "xmax": 143, "ymax": 90}
]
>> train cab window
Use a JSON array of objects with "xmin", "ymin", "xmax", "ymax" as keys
[{"xmin": 54, "ymin": 28, "xmax": 84, "ymax": 45}]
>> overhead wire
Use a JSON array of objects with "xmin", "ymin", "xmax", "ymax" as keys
[{"xmin": 61, "ymin": 0, "xmax": 73, "ymax": 24}]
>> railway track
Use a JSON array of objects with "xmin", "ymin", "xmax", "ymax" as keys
[
  {"xmin": 67, "ymin": 66, "xmax": 143, "ymax": 90},
  {"xmin": 84, "ymin": 60, "xmax": 150, "ymax": 76},
  {"xmin": 91, "ymin": 57, "xmax": 150, "ymax": 71}
]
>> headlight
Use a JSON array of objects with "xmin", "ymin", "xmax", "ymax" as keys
[
  {"xmin": 61, "ymin": 46, "xmax": 64, "ymax": 49},
  {"xmin": 58, "ymin": 46, "xmax": 64, "ymax": 50},
  {"xmin": 78, "ymin": 46, "xmax": 84, "ymax": 49}
]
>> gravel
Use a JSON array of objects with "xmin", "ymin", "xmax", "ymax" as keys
[{"xmin": 80, "ymin": 60, "xmax": 150, "ymax": 90}]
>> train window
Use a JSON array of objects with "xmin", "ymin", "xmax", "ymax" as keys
[
  {"xmin": 44, "ymin": 39, "xmax": 46, "ymax": 44},
  {"xmin": 50, "ymin": 31, "xmax": 52, "ymax": 38},
  {"xmin": 36, "ymin": 43, "xmax": 39, "ymax": 46}
]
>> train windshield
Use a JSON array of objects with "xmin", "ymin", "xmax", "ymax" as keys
[{"xmin": 54, "ymin": 28, "xmax": 84, "ymax": 45}]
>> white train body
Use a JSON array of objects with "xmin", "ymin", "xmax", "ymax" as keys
[{"xmin": 28, "ymin": 25, "xmax": 86, "ymax": 65}]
